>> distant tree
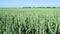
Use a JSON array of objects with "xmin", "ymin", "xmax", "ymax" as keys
[
  {"xmin": 39, "ymin": 7, "xmax": 42, "ymax": 8},
  {"xmin": 46, "ymin": 7, "xmax": 51, "ymax": 8},
  {"xmin": 58, "ymin": 7, "xmax": 60, "ymax": 8},
  {"xmin": 52, "ymin": 7, "xmax": 56, "ymax": 8},
  {"xmin": 28, "ymin": 7, "xmax": 31, "ymax": 8},
  {"xmin": 23, "ymin": 7, "xmax": 32, "ymax": 8},
  {"xmin": 42, "ymin": 7, "xmax": 45, "ymax": 8}
]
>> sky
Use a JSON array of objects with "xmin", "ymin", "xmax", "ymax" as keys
[{"xmin": 0, "ymin": 0, "xmax": 60, "ymax": 8}]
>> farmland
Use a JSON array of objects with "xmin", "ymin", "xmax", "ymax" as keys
[{"xmin": 0, "ymin": 8, "xmax": 60, "ymax": 34}]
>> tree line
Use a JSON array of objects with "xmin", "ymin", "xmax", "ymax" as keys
[{"xmin": 23, "ymin": 7, "xmax": 60, "ymax": 8}]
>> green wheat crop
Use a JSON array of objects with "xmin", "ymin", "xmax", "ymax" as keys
[{"xmin": 0, "ymin": 8, "xmax": 60, "ymax": 34}]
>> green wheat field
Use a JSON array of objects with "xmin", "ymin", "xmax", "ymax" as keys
[{"xmin": 0, "ymin": 8, "xmax": 60, "ymax": 34}]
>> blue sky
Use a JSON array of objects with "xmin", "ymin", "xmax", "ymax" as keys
[{"xmin": 0, "ymin": 0, "xmax": 60, "ymax": 8}]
